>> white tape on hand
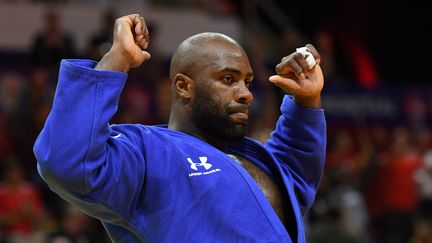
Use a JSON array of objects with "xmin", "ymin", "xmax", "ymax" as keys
[{"xmin": 296, "ymin": 47, "xmax": 316, "ymax": 70}]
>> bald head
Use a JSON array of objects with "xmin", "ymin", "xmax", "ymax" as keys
[{"xmin": 169, "ymin": 32, "xmax": 244, "ymax": 81}]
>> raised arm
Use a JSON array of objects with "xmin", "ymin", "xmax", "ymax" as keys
[
  {"xmin": 33, "ymin": 14, "xmax": 152, "ymax": 216},
  {"xmin": 265, "ymin": 45, "xmax": 326, "ymax": 213}
]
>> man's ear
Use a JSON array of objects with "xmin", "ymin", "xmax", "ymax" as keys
[{"xmin": 174, "ymin": 73, "xmax": 194, "ymax": 100}]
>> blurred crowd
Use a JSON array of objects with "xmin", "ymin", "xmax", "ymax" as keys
[{"xmin": 1, "ymin": 1, "xmax": 432, "ymax": 243}]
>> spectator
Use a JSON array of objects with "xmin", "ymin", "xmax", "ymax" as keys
[
  {"xmin": 30, "ymin": 11, "xmax": 76, "ymax": 68},
  {"xmin": 0, "ymin": 157, "xmax": 46, "ymax": 243},
  {"xmin": 376, "ymin": 127, "xmax": 422, "ymax": 243},
  {"xmin": 0, "ymin": 72, "xmax": 26, "ymax": 164},
  {"xmin": 0, "ymin": 72, "xmax": 25, "ymax": 116},
  {"xmin": 411, "ymin": 150, "xmax": 432, "ymax": 243}
]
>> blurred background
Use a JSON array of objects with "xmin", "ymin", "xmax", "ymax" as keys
[{"xmin": 0, "ymin": 0, "xmax": 431, "ymax": 243}]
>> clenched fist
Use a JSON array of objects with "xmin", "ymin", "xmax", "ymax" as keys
[
  {"xmin": 269, "ymin": 44, "xmax": 324, "ymax": 108},
  {"xmin": 96, "ymin": 14, "xmax": 151, "ymax": 72}
]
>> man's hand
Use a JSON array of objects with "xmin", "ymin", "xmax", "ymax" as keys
[
  {"xmin": 269, "ymin": 44, "xmax": 324, "ymax": 108},
  {"xmin": 96, "ymin": 14, "xmax": 151, "ymax": 72}
]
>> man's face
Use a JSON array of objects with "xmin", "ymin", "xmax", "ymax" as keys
[{"xmin": 190, "ymin": 46, "xmax": 254, "ymax": 141}]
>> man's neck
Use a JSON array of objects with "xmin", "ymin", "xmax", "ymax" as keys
[{"xmin": 168, "ymin": 118, "xmax": 228, "ymax": 151}]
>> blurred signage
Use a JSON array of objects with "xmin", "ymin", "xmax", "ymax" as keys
[{"xmin": 322, "ymin": 85, "xmax": 431, "ymax": 124}]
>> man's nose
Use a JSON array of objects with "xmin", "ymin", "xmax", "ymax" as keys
[{"xmin": 235, "ymin": 81, "xmax": 253, "ymax": 104}]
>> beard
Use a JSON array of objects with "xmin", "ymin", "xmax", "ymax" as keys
[{"xmin": 190, "ymin": 88, "xmax": 249, "ymax": 141}]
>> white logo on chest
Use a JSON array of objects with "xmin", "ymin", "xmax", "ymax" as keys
[
  {"xmin": 187, "ymin": 156, "xmax": 221, "ymax": 177},
  {"xmin": 187, "ymin": 157, "xmax": 212, "ymax": 171}
]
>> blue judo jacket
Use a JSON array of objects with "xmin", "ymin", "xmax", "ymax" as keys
[{"xmin": 34, "ymin": 59, "xmax": 326, "ymax": 242}]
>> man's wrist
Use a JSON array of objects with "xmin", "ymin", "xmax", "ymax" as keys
[
  {"xmin": 95, "ymin": 48, "xmax": 131, "ymax": 73},
  {"xmin": 293, "ymin": 95, "xmax": 322, "ymax": 109}
]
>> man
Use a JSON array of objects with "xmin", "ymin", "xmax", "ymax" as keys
[{"xmin": 34, "ymin": 14, "xmax": 326, "ymax": 242}]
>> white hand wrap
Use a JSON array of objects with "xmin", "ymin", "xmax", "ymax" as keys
[{"xmin": 296, "ymin": 47, "xmax": 316, "ymax": 70}]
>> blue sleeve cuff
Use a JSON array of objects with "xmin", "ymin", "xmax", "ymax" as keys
[
  {"xmin": 61, "ymin": 59, "xmax": 128, "ymax": 82},
  {"xmin": 280, "ymin": 95, "xmax": 325, "ymax": 122}
]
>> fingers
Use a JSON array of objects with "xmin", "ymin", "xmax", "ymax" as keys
[
  {"xmin": 305, "ymin": 44, "xmax": 321, "ymax": 65},
  {"xmin": 276, "ymin": 52, "xmax": 307, "ymax": 79},
  {"xmin": 275, "ymin": 44, "xmax": 321, "ymax": 79},
  {"xmin": 134, "ymin": 15, "xmax": 143, "ymax": 35},
  {"xmin": 143, "ymin": 17, "xmax": 150, "ymax": 43},
  {"xmin": 132, "ymin": 15, "xmax": 149, "ymax": 50}
]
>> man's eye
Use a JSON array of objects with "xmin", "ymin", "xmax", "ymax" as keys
[
  {"xmin": 245, "ymin": 80, "xmax": 252, "ymax": 87},
  {"xmin": 223, "ymin": 75, "xmax": 233, "ymax": 83}
]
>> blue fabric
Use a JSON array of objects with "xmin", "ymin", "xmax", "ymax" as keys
[{"xmin": 34, "ymin": 59, "xmax": 326, "ymax": 243}]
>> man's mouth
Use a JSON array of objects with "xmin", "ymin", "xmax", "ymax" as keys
[
  {"xmin": 231, "ymin": 112, "xmax": 248, "ymax": 120},
  {"xmin": 229, "ymin": 111, "xmax": 249, "ymax": 124},
  {"xmin": 227, "ymin": 103, "xmax": 250, "ymax": 124}
]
